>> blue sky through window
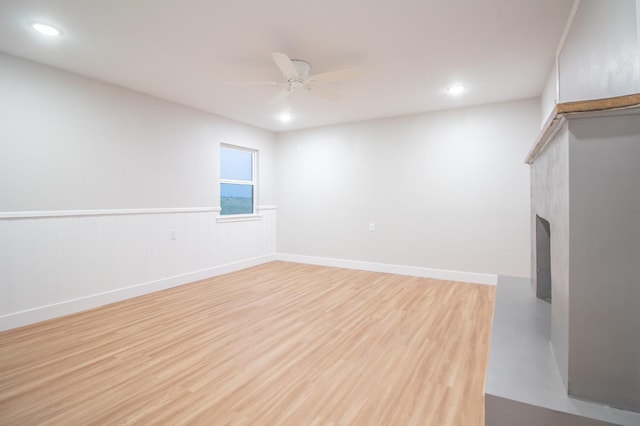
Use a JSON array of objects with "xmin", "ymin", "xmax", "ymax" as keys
[{"xmin": 221, "ymin": 146, "xmax": 252, "ymax": 181}]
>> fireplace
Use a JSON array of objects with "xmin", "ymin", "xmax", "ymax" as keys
[
  {"xmin": 487, "ymin": 104, "xmax": 640, "ymax": 425},
  {"xmin": 527, "ymin": 109, "xmax": 640, "ymax": 414}
]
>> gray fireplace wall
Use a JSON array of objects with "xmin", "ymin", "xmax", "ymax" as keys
[
  {"xmin": 530, "ymin": 123, "xmax": 571, "ymax": 387},
  {"xmin": 531, "ymin": 112, "xmax": 640, "ymax": 411},
  {"xmin": 568, "ymin": 112, "xmax": 640, "ymax": 412}
]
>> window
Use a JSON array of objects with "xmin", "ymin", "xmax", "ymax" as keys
[{"xmin": 220, "ymin": 144, "xmax": 256, "ymax": 215}]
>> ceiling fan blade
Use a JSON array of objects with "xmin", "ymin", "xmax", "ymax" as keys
[
  {"xmin": 307, "ymin": 68, "xmax": 360, "ymax": 85},
  {"xmin": 305, "ymin": 85, "xmax": 342, "ymax": 101},
  {"xmin": 271, "ymin": 89, "xmax": 291, "ymax": 104},
  {"xmin": 221, "ymin": 81, "xmax": 281, "ymax": 86},
  {"xmin": 272, "ymin": 52, "xmax": 298, "ymax": 81}
]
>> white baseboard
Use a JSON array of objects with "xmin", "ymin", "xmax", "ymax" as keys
[
  {"xmin": 276, "ymin": 253, "xmax": 497, "ymax": 286},
  {"xmin": 0, "ymin": 254, "xmax": 277, "ymax": 332},
  {"xmin": 1, "ymin": 253, "xmax": 495, "ymax": 332}
]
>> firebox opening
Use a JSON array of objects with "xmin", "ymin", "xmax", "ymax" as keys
[{"xmin": 536, "ymin": 215, "xmax": 551, "ymax": 303}]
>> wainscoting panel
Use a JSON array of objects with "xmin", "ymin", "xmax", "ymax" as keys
[{"xmin": 0, "ymin": 207, "xmax": 277, "ymax": 331}]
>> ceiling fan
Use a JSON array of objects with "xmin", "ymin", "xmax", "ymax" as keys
[{"xmin": 232, "ymin": 53, "xmax": 360, "ymax": 103}]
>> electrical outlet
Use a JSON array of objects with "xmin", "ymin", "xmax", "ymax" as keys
[
  {"xmin": 369, "ymin": 223, "xmax": 375, "ymax": 232},
  {"xmin": 170, "ymin": 229, "xmax": 177, "ymax": 240}
]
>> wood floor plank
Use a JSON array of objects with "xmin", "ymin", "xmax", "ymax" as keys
[{"xmin": 0, "ymin": 261, "xmax": 495, "ymax": 425}]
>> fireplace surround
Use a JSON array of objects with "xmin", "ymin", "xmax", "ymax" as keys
[{"xmin": 485, "ymin": 95, "xmax": 640, "ymax": 426}]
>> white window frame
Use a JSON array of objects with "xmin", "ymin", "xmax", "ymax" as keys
[{"xmin": 217, "ymin": 143, "xmax": 260, "ymax": 222}]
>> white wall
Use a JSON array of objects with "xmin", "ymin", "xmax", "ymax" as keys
[
  {"xmin": 540, "ymin": 63, "xmax": 558, "ymax": 125},
  {"xmin": 0, "ymin": 53, "xmax": 277, "ymax": 211},
  {"xmin": 0, "ymin": 53, "xmax": 278, "ymax": 330},
  {"xmin": 558, "ymin": 0, "xmax": 640, "ymax": 102},
  {"xmin": 276, "ymin": 99, "xmax": 538, "ymax": 278}
]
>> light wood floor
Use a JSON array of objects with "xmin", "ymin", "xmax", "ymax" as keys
[{"xmin": 0, "ymin": 261, "xmax": 495, "ymax": 425}]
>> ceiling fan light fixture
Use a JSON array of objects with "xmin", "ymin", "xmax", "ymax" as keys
[
  {"xmin": 446, "ymin": 84, "xmax": 466, "ymax": 95},
  {"xmin": 30, "ymin": 22, "xmax": 62, "ymax": 36},
  {"xmin": 291, "ymin": 59, "xmax": 311, "ymax": 80}
]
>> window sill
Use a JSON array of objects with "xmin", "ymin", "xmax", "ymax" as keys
[{"xmin": 216, "ymin": 214, "xmax": 263, "ymax": 223}]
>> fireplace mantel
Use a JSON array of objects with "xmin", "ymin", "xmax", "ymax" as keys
[{"xmin": 525, "ymin": 93, "xmax": 640, "ymax": 165}]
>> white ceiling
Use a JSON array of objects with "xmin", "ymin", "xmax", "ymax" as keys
[{"xmin": 0, "ymin": 0, "xmax": 575, "ymax": 132}]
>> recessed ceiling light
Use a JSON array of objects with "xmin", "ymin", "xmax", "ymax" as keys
[
  {"xmin": 446, "ymin": 84, "xmax": 465, "ymax": 95},
  {"xmin": 30, "ymin": 22, "xmax": 62, "ymax": 37},
  {"xmin": 278, "ymin": 111, "xmax": 292, "ymax": 122}
]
